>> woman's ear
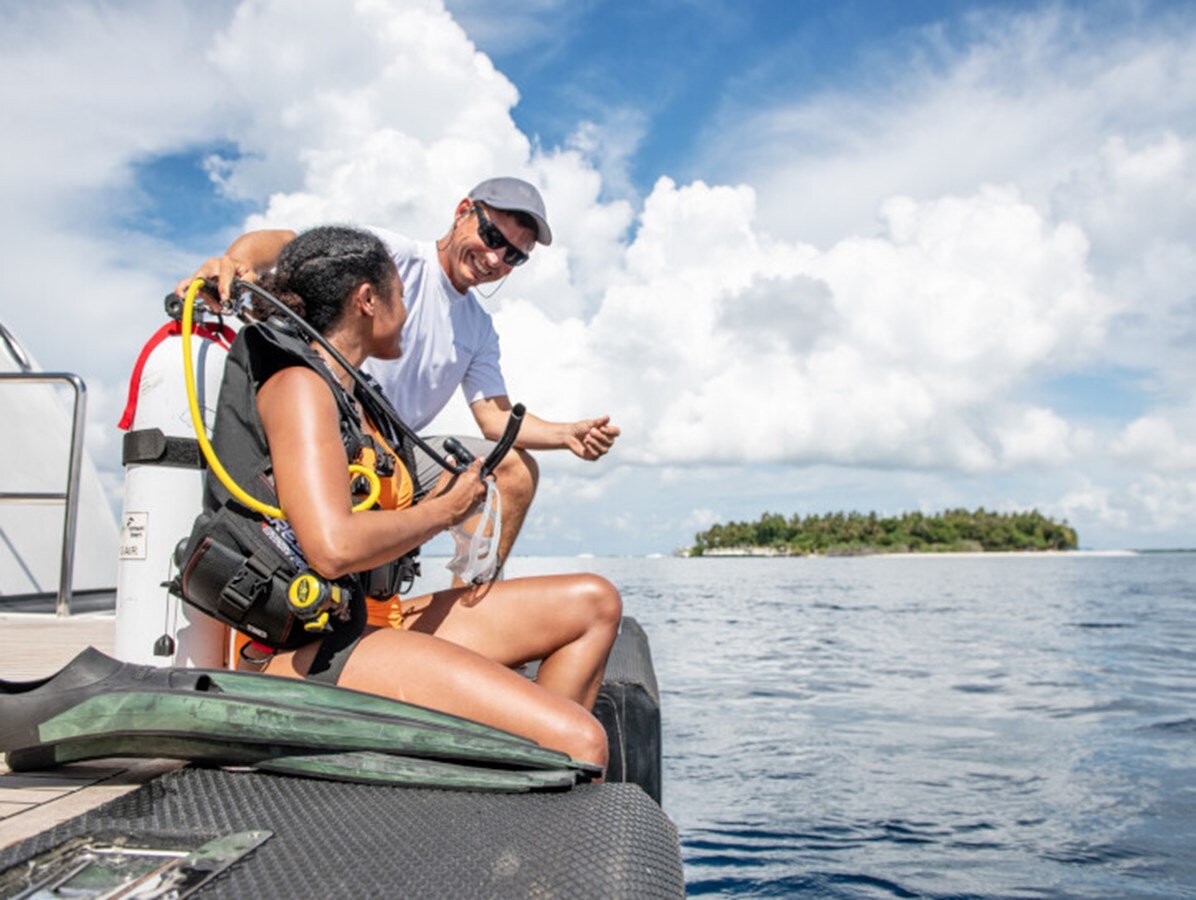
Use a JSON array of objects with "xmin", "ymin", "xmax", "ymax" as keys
[{"xmin": 352, "ymin": 282, "xmax": 376, "ymax": 315}]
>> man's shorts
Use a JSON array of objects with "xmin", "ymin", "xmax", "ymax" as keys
[{"xmin": 410, "ymin": 434, "xmax": 496, "ymax": 500}]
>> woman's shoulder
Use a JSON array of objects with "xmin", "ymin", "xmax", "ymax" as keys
[
  {"xmin": 256, "ymin": 364, "xmax": 340, "ymax": 420},
  {"xmin": 260, "ymin": 362, "xmax": 327, "ymax": 388}
]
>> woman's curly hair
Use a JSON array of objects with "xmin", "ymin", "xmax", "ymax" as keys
[{"xmin": 255, "ymin": 226, "xmax": 395, "ymax": 334}]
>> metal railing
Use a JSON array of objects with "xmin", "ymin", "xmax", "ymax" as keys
[
  {"xmin": 0, "ymin": 321, "xmax": 32, "ymax": 373},
  {"xmin": 0, "ymin": 372, "xmax": 88, "ymax": 616}
]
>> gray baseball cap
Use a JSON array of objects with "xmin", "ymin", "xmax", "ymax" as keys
[{"xmin": 469, "ymin": 177, "xmax": 553, "ymax": 246}]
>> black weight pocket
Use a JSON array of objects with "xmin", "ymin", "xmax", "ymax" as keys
[{"xmin": 177, "ymin": 510, "xmax": 308, "ymax": 650}]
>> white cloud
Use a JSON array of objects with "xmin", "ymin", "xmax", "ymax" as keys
[
  {"xmin": 676, "ymin": 4, "xmax": 1196, "ymax": 545},
  {"xmin": 442, "ymin": 0, "xmax": 583, "ymax": 57},
  {"xmin": 1058, "ymin": 132, "xmax": 1196, "ymax": 387},
  {"xmin": 684, "ymin": 508, "xmax": 721, "ymax": 530},
  {"xmin": 707, "ymin": 8, "xmax": 1196, "ymax": 242},
  {"xmin": 1124, "ymin": 474, "xmax": 1196, "ymax": 532},
  {"xmin": 697, "ymin": 5, "xmax": 1196, "ymax": 423},
  {"xmin": 4, "ymin": 0, "xmax": 1196, "ymax": 551},
  {"xmin": 995, "ymin": 407, "xmax": 1081, "ymax": 469},
  {"xmin": 221, "ymin": 0, "xmax": 528, "ymax": 228},
  {"xmin": 487, "ymin": 179, "xmax": 1109, "ymax": 474},
  {"xmin": 1058, "ymin": 482, "xmax": 1129, "ymax": 530},
  {"xmin": 0, "ymin": 1, "xmax": 241, "ymax": 506},
  {"xmin": 1114, "ymin": 414, "xmax": 1196, "ymax": 470},
  {"xmin": 1061, "ymin": 473, "xmax": 1196, "ymax": 537},
  {"xmin": 566, "ymin": 109, "xmax": 648, "ymax": 202},
  {"xmin": 538, "ymin": 467, "xmax": 627, "ymax": 503}
]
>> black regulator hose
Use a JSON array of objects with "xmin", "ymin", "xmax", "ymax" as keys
[
  {"xmin": 441, "ymin": 404, "xmax": 525, "ymax": 477},
  {"xmin": 482, "ymin": 403, "xmax": 525, "ymax": 477}
]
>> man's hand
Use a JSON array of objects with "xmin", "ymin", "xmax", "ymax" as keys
[
  {"xmin": 175, "ymin": 254, "xmax": 260, "ymax": 309},
  {"xmin": 564, "ymin": 416, "xmax": 620, "ymax": 461},
  {"xmin": 174, "ymin": 229, "xmax": 296, "ymax": 309},
  {"xmin": 469, "ymin": 397, "xmax": 621, "ymax": 459}
]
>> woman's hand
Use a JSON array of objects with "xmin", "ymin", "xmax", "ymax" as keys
[{"xmin": 438, "ymin": 459, "xmax": 488, "ymax": 527}]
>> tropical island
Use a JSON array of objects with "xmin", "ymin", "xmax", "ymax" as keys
[{"xmin": 690, "ymin": 508, "xmax": 1078, "ymax": 557}]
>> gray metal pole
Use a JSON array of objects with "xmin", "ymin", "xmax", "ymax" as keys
[
  {"xmin": 0, "ymin": 372, "xmax": 88, "ymax": 616},
  {"xmin": 58, "ymin": 375, "xmax": 87, "ymax": 617}
]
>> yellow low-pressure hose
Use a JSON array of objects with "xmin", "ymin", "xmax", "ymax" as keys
[
  {"xmin": 181, "ymin": 278, "xmax": 381, "ymax": 519},
  {"xmin": 347, "ymin": 463, "xmax": 382, "ymax": 511}
]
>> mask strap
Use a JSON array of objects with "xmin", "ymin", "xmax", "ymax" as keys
[{"xmin": 446, "ymin": 480, "xmax": 502, "ymax": 585}]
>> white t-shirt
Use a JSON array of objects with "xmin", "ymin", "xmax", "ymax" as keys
[{"xmin": 362, "ymin": 228, "xmax": 506, "ymax": 432}]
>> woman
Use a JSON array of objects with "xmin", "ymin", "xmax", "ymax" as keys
[{"xmin": 191, "ymin": 226, "xmax": 619, "ymax": 769}]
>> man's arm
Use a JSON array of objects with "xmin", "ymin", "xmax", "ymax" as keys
[
  {"xmin": 175, "ymin": 229, "xmax": 297, "ymax": 304},
  {"xmin": 470, "ymin": 395, "xmax": 620, "ymax": 461}
]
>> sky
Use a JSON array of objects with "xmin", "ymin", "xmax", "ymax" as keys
[{"xmin": 2, "ymin": 0, "xmax": 1195, "ymax": 555}]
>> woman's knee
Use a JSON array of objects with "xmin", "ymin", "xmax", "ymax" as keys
[
  {"xmin": 552, "ymin": 709, "xmax": 609, "ymax": 769},
  {"xmin": 572, "ymin": 574, "xmax": 623, "ymax": 631}
]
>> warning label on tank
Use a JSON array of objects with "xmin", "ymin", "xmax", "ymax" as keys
[{"xmin": 120, "ymin": 512, "xmax": 148, "ymax": 560}]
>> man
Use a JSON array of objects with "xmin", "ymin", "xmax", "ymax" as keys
[{"xmin": 179, "ymin": 177, "xmax": 619, "ymax": 574}]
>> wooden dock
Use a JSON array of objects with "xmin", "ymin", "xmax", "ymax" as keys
[{"xmin": 0, "ymin": 612, "xmax": 176, "ymax": 852}]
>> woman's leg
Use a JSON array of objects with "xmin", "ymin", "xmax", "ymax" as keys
[
  {"xmin": 397, "ymin": 573, "xmax": 622, "ymax": 710},
  {"xmin": 265, "ymin": 626, "xmax": 608, "ymax": 767}
]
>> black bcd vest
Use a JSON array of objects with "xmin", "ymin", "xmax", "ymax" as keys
[{"xmin": 171, "ymin": 319, "xmax": 418, "ymax": 651}]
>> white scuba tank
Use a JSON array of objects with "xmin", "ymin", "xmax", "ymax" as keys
[{"xmin": 113, "ymin": 318, "xmax": 234, "ymax": 667}]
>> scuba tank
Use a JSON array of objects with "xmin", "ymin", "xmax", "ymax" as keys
[{"xmin": 113, "ymin": 299, "xmax": 236, "ymax": 667}]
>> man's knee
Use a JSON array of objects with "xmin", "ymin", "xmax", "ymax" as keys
[{"xmin": 495, "ymin": 448, "xmax": 539, "ymax": 505}]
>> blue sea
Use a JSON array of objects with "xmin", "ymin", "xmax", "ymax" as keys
[{"xmin": 502, "ymin": 553, "xmax": 1196, "ymax": 898}]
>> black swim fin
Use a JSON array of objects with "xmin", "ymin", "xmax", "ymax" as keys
[{"xmin": 0, "ymin": 647, "xmax": 599, "ymax": 791}]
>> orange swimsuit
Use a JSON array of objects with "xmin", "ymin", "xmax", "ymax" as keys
[{"xmin": 359, "ymin": 421, "xmax": 414, "ymax": 631}]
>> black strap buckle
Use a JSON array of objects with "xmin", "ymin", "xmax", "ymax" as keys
[{"xmin": 219, "ymin": 554, "xmax": 279, "ymax": 623}]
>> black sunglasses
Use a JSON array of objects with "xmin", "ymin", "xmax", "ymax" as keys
[{"xmin": 474, "ymin": 203, "xmax": 530, "ymax": 267}]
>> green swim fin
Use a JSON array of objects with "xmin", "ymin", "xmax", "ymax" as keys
[
  {"xmin": 7, "ymin": 735, "xmax": 579, "ymax": 793},
  {"xmin": 0, "ymin": 647, "xmax": 598, "ymax": 791}
]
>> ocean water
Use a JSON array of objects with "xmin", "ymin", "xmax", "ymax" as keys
[{"xmin": 503, "ymin": 553, "xmax": 1196, "ymax": 899}]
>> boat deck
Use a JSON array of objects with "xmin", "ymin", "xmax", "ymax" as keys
[
  {"xmin": 0, "ymin": 610, "xmax": 115, "ymax": 680},
  {"xmin": 0, "ymin": 612, "xmax": 174, "ymax": 851},
  {"xmin": 0, "ymin": 611, "xmax": 682, "ymax": 898}
]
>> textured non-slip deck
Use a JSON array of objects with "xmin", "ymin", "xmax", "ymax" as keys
[{"xmin": 0, "ymin": 766, "xmax": 684, "ymax": 898}]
